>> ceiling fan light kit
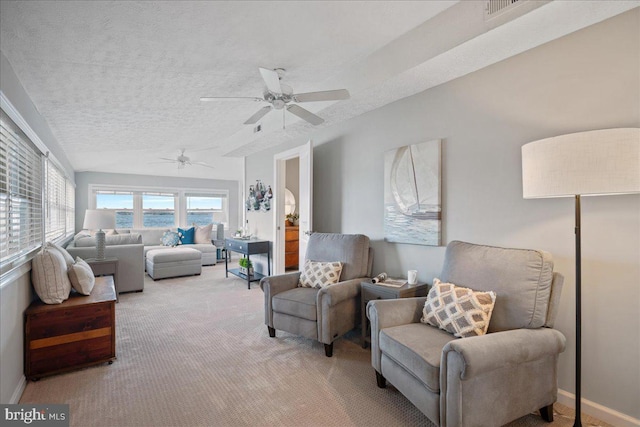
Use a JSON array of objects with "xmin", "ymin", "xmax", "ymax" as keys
[{"xmin": 201, "ymin": 67, "xmax": 350, "ymax": 128}]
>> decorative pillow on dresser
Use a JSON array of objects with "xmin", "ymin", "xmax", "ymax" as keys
[
  {"xmin": 46, "ymin": 241, "xmax": 75, "ymax": 268},
  {"xmin": 421, "ymin": 278, "xmax": 496, "ymax": 338},
  {"xmin": 299, "ymin": 260, "xmax": 343, "ymax": 289},
  {"xmin": 31, "ymin": 246, "xmax": 72, "ymax": 304},
  {"xmin": 68, "ymin": 257, "xmax": 95, "ymax": 295}
]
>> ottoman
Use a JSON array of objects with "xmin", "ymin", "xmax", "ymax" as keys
[{"xmin": 146, "ymin": 248, "xmax": 202, "ymax": 280}]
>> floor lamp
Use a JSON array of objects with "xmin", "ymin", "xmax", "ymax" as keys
[{"xmin": 521, "ymin": 128, "xmax": 640, "ymax": 426}]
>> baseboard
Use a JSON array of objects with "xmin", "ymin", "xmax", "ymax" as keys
[
  {"xmin": 9, "ymin": 375, "xmax": 26, "ymax": 404},
  {"xmin": 558, "ymin": 389, "xmax": 640, "ymax": 427}
]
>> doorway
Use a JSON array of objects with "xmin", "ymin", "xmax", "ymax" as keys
[{"xmin": 273, "ymin": 141, "xmax": 313, "ymax": 275}]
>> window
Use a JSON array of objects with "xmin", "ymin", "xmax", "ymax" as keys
[
  {"xmin": 44, "ymin": 159, "xmax": 74, "ymax": 242},
  {"xmin": 95, "ymin": 190, "xmax": 134, "ymax": 228},
  {"xmin": 186, "ymin": 193, "xmax": 228, "ymax": 228},
  {"xmin": 142, "ymin": 192, "xmax": 176, "ymax": 227},
  {"xmin": 90, "ymin": 186, "xmax": 229, "ymax": 229},
  {"xmin": 0, "ymin": 109, "xmax": 43, "ymax": 274}
]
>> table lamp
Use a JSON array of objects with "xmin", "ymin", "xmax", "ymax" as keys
[
  {"xmin": 521, "ymin": 128, "xmax": 640, "ymax": 426},
  {"xmin": 83, "ymin": 209, "xmax": 116, "ymax": 261}
]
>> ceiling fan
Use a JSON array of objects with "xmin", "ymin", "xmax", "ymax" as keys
[
  {"xmin": 200, "ymin": 67, "xmax": 350, "ymax": 127},
  {"xmin": 151, "ymin": 149, "xmax": 214, "ymax": 169}
]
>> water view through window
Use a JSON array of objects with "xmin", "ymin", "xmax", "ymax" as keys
[{"xmin": 95, "ymin": 192, "xmax": 226, "ymax": 229}]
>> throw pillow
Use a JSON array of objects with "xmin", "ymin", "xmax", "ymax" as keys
[
  {"xmin": 177, "ymin": 227, "xmax": 195, "ymax": 245},
  {"xmin": 31, "ymin": 247, "xmax": 72, "ymax": 304},
  {"xmin": 45, "ymin": 241, "xmax": 75, "ymax": 268},
  {"xmin": 421, "ymin": 278, "xmax": 497, "ymax": 338},
  {"xmin": 68, "ymin": 257, "xmax": 95, "ymax": 295},
  {"xmin": 161, "ymin": 231, "xmax": 180, "ymax": 247},
  {"xmin": 299, "ymin": 260, "xmax": 343, "ymax": 289},
  {"xmin": 194, "ymin": 223, "xmax": 213, "ymax": 244}
]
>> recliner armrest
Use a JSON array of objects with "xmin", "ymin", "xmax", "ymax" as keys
[
  {"xmin": 440, "ymin": 328, "xmax": 566, "ymax": 427},
  {"xmin": 259, "ymin": 272, "xmax": 301, "ymax": 295},
  {"xmin": 442, "ymin": 328, "xmax": 566, "ymax": 379},
  {"xmin": 367, "ymin": 297, "xmax": 427, "ymax": 373},
  {"xmin": 317, "ymin": 278, "xmax": 363, "ymax": 307}
]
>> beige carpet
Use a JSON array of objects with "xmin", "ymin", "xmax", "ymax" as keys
[{"xmin": 20, "ymin": 265, "xmax": 610, "ymax": 427}]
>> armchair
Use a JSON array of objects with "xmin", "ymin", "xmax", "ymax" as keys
[
  {"xmin": 260, "ymin": 233, "xmax": 372, "ymax": 357},
  {"xmin": 367, "ymin": 241, "xmax": 566, "ymax": 426}
]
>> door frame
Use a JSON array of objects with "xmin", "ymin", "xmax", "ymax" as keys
[{"xmin": 273, "ymin": 141, "xmax": 311, "ymax": 275}]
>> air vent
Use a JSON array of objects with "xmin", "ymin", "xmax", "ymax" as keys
[{"xmin": 486, "ymin": 0, "xmax": 522, "ymax": 17}]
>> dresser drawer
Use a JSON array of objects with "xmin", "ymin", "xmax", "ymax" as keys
[
  {"xmin": 28, "ymin": 303, "xmax": 113, "ymax": 340},
  {"xmin": 226, "ymin": 239, "xmax": 248, "ymax": 254}
]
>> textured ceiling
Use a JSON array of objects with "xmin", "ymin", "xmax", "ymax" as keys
[{"xmin": 0, "ymin": 1, "xmax": 636, "ymax": 180}]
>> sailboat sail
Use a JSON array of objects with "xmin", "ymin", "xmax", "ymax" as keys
[{"xmin": 389, "ymin": 144, "xmax": 441, "ymax": 220}]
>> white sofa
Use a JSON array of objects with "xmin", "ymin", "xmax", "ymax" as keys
[
  {"xmin": 119, "ymin": 228, "xmax": 219, "ymax": 266},
  {"xmin": 65, "ymin": 235, "xmax": 145, "ymax": 293}
]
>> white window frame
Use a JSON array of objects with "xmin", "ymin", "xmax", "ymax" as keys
[{"xmin": 89, "ymin": 184, "xmax": 229, "ymax": 230}]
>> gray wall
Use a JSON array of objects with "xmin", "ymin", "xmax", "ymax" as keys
[
  {"xmin": 245, "ymin": 10, "xmax": 640, "ymax": 419},
  {"xmin": 0, "ymin": 52, "xmax": 73, "ymax": 403},
  {"xmin": 74, "ymin": 172, "xmax": 240, "ymax": 235}
]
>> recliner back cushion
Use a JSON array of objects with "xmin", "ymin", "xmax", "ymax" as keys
[
  {"xmin": 305, "ymin": 233, "xmax": 370, "ymax": 281},
  {"xmin": 439, "ymin": 241, "xmax": 554, "ymax": 332}
]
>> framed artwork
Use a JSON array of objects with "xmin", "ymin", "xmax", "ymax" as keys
[{"xmin": 384, "ymin": 139, "xmax": 442, "ymax": 246}]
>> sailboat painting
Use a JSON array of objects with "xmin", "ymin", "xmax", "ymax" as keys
[{"xmin": 384, "ymin": 139, "xmax": 442, "ymax": 246}]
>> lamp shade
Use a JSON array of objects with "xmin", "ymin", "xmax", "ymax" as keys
[
  {"xmin": 522, "ymin": 128, "xmax": 640, "ymax": 198},
  {"xmin": 83, "ymin": 209, "xmax": 116, "ymax": 230}
]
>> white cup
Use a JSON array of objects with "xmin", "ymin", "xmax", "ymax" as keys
[{"xmin": 408, "ymin": 270, "xmax": 418, "ymax": 285}]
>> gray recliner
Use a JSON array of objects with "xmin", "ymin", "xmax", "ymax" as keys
[
  {"xmin": 367, "ymin": 241, "xmax": 566, "ymax": 426},
  {"xmin": 260, "ymin": 233, "xmax": 373, "ymax": 357}
]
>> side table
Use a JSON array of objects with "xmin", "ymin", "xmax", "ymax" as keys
[
  {"xmin": 85, "ymin": 257, "xmax": 119, "ymax": 302},
  {"xmin": 361, "ymin": 281, "xmax": 430, "ymax": 348},
  {"xmin": 224, "ymin": 238, "xmax": 271, "ymax": 289}
]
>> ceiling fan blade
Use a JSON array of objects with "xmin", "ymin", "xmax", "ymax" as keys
[
  {"xmin": 200, "ymin": 96, "xmax": 264, "ymax": 102},
  {"xmin": 286, "ymin": 104, "xmax": 324, "ymax": 126},
  {"xmin": 244, "ymin": 106, "xmax": 273, "ymax": 124},
  {"xmin": 158, "ymin": 157, "xmax": 177, "ymax": 162},
  {"xmin": 148, "ymin": 160, "xmax": 177, "ymax": 164},
  {"xmin": 259, "ymin": 67, "xmax": 282, "ymax": 95},
  {"xmin": 292, "ymin": 89, "xmax": 350, "ymax": 103},
  {"xmin": 192, "ymin": 162, "xmax": 215, "ymax": 169}
]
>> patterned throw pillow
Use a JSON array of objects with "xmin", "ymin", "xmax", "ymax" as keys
[
  {"xmin": 161, "ymin": 231, "xmax": 180, "ymax": 247},
  {"xmin": 68, "ymin": 257, "xmax": 95, "ymax": 295},
  {"xmin": 177, "ymin": 227, "xmax": 195, "ymax": 245},
  {"xmin": 421, "ymin": 278, "xmax": 496, "ymax": 338},
  {"xmin": 299, "ymin": 260, "xmax": 343, "ymax": 289}
]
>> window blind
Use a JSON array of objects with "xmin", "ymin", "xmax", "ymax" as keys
[
  {"xmin": 0, "ymin": 109, "xmax": 43, "ymax": 273},
  {"xmin": 44, "ymin": 159, "xmax": 75, "ymax": 242}
]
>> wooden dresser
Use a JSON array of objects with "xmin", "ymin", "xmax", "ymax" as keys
[
  {"xmin": 285, "ymin": 226, "xmax": 299, "ymax": 269},
  {"xmin": 24, "ymin": 276, "xmax": 116, "ymax": 380}
]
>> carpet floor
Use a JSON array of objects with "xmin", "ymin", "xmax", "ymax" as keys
[{"xmin": 20, "ymin": 264, "xmax": 610, "ymax": 427}]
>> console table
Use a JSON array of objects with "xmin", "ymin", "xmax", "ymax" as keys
[{"xmin": 225, "ymin": 238, "xmax": 271, "ymax": 289}]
